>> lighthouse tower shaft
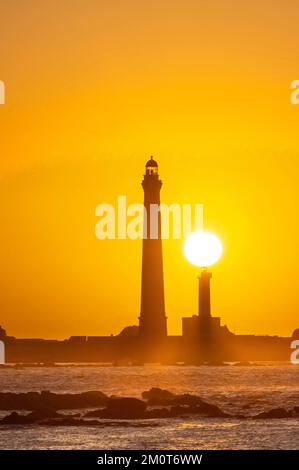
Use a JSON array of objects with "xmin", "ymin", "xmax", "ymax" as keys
[
  {"xmin": 198, "ymin": 270, "xmax": 212, "ymax": 320},
  {"xmin": 139, "ymin": 158, "xmax": 167, "ymax": 340}
]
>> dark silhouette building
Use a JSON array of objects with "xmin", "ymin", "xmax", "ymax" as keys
[
  {"xmin": 1, "ymin": 157, "xmax": 298, "ymax": 363},
  {"xmin": 139, "ymin": 157, "xmax": 167, "ymax": 340},
  {"xmin": 182, "ymin": 269, "xmax": 231, "ymax": 362}
]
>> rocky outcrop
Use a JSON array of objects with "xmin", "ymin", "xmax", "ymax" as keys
[
  {"xmin": 141, "ymin": 388, "xmax": 175, "ymax": 405},
  {"xmin": 144, "ymin": 408, "xmax": 171, "ymax": 418},
  {"xmin": 1, "ymin": 409, "xmax": 65, "ymax": 424},
  {"xmin": 83, "ymin": 393, "xmax": 229, "ymax": 419},
  {"xmin": 1, "ymin": 387, "xmax": 296, "ymax": 423},
  {"xmin": 0, "ymin": 390, "xmax": 108, "ymax": 410},
  {"xmin": 26, "ymin": 408, "xmax": 63, "ymax": 421},
  {"xmin": 169, "ymin": 403, "xmax": 230, "ymax": 418},
  {"xmin": 141, "ymin": 388, "xmax": 204, "ymax": 406},
  {"xmin": 173, "ymin": 394, "xmax": 204, "ymax": 406},
  {"xmin": 252, "ymin": 408, "xmax": 291, "ymax": 419},
  {"xmin": 1, "ymin": 412, "xmax": 33, "ymax": 425},
  {"xmin": 141, "ymin": 388, "xmax": 228, "ymax": 416},
  {"xmin": 98, "ymin": 397, "xmax": 147, "ymax": 419},
  {"xmin": 253, "ymin": 406, "xmax": 299, "ymax": 419},
  {"xmin": 84, "ymin": 397, "xmax": 147, "ymax": 419}
]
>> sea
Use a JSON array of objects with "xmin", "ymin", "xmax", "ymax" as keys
[{"xmin": 0, "ymin": 363, "xmax": 298, "ymax": 450}]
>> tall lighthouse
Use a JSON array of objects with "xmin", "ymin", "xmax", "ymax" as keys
[{"xmin": 139, "ymin": 157, "xmax": 167, "ymax": 340}]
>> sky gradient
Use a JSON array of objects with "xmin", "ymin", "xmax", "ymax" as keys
[{"xmin": 0, "ymin": 0, "xmax": 299, "ymax": 338}]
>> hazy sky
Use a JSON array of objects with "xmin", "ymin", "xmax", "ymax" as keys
[{"xmin": 0, "ymin": 0, "xmax": 299, "ymax": 338}]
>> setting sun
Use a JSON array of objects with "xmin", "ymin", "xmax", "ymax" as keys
[{"xmin": 184, "ymin": 231, "xmax": 223, "ymax": 268}]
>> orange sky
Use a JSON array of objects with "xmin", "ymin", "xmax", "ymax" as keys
[{"xmin": 0, "ymin": 0, "xmax": 298, "ymax": 339}]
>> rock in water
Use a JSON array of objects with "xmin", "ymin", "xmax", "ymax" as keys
[
  {"xmin": 84, "ymin": 409, "xmax": 105, "ymax": 418},
  {"xmin": 144, "ymin": 408, "xmax": 171, "ymax": 418},
  {"xmin": 173, "ymin": 394, "xmax": 204, "ymax": 406},
  {"xmin": 27, "ymin": 408, "xmax": 62, "ymax": 421},
  {"xmin": 141, "ymin": 388, "xmax": 175, "ymax": 405},
  {"xmin": 102, "ymin": 397, "xmax": 147, "ymax": 419},
  {"xmin": 253, "ymin": 408, "xmax": 291, "ymax": 419},
  {"xmin": 1, "ymin": 412, "xmax": 32, "ymax": 425}
]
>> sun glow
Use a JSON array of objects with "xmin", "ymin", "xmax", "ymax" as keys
[{"xmin": 184, "ymin": 231, "xmax": 223, "ymax": 268}]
